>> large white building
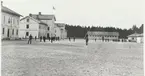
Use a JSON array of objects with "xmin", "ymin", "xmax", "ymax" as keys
[
  {"xmin": 1, "ymin": 3, "xmax": 22, "ymax": 39},
  {"xmin": 30, "ymin": 12, "xmax": 56, "ymax": 38},
  {"xmin": 87, "ymin": 31, "xmax": 119, "ymax": 41},
  {"xmin": 55, "ymin": 23, "xmax": 67, "ymax": 39},
  {"xmin": 19, "ymin": 16, "xmax": 48, "ymax": 38},
  {"xmin": 19, "ymin": 12, "xmax": 57, "ymax": 38}
]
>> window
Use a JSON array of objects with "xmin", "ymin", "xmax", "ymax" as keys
[
  {"xmin": 13, "ymin": 19, "xmax": 15, "ymax": 24},
  {"xmin": 26, "ymin": 32, "xmax": 29, "ymax": 36},
  {"xmin": 8, "ymin": 18, "xmax": 11, "ymax": 23},
  {"xmin": 16, "ymin": 29, "xmax": 18, "ymax": 35},
  {"xmin": 12, "ymin": 29, "xmax": 14, "ymax": 35},
  {"xmin": 27, "ymin": 19, "xmax": 29, "ymax": 22},
  {"xmin": 26, "ymin": 24, "xmax": 29, "ymax": 29},
  {"xmin": 3, "ymin": 16, "xmax": 5, "ymax": 23},
  {"xmin": 2, "ymin": 28, "xmax": 4, "ymax": 34},
  {"xmin": 17, "ymin": 20, "xmax": 19, "ymax": 25}
]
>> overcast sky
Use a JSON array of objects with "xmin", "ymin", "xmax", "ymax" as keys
[{"xmin": 2, "ymin": 0, "xmax": 145, "ymax": 29}]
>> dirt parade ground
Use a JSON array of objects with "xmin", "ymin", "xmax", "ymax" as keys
[{"xmin": 2, "ymin": 39, "xmax": 143, "ymax": 76}]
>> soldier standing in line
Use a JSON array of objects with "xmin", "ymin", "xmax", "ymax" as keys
[
  {"xmin": 40, "ymin": 36, "xmax": 42, "ymax": 42},
  {"xmin": 35, "ymin": 36, "xmax": 37, "ymax": 41},
  {"xmin": 28, "ymin": 34, "xmax": 33, "ymax": 44},
  {"xmin": 43, "ymin": 36, "xmax": 46, "ymax": 42},
  {"xmin": 95, "ymin": 39, "xmax": 96, "ymax": 42}
]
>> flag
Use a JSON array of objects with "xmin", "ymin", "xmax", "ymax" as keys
[{"xmin": 53, "ymin": 6, "xmax": 55, "ymax": 10}]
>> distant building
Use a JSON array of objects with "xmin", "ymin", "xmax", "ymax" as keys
[
  {"xmin": 30, "ymin": 12, "xmax": 56, "ymax": 38},
  {"xmin": 87, "ymin": 31, "xmax": 119, "ymax": 41},
  {"xmin": 1, "ymin": 2, "xmax": 22, "ymax": 39},
  {"xmin": 55, "ymin": 23, "xmax": 67, "ymax": 39},
  {"xmin": 19, "ymin": 16, "xmax": 48, "ymax": 38},
  {"xmin": 128, "ymin": 33, "xmax": 143, "ymax": 43}
]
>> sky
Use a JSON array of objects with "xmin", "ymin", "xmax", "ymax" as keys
[{"xmin": 2, "ymin": 0, "xmax": 145, "ymax": 29}]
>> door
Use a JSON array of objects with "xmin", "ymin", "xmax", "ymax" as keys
[{"xmin": 7, "ymin": 29, "xmax": 9, "ymax": 37}]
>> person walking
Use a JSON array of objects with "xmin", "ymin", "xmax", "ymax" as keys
[
  {"xmin": 85, "ymin": 34, "xmax": 89, "ymax": 45},
  {"xmin": 28, "ymin": 34, "xmax": 32, "ymax": 44},
  {"xmin": 69, "ymin": 37, "xmax": 71, "ymax": 41},
  {"xmin": 73, "ymin": 36, "xmax": 75, "ymax": 42},
  {"xmin": 43, "ymin": 36, "xmax": 46, "ymax": 42},
  {"xmin": 40, "ymin": 36, "xmax": 42, "ymax": 42},
  {"xmin": 35, "ymin": 36, "xmax": 36, "ymax": 40}
]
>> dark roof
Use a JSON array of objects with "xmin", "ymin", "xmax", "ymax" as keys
[
  {"xmin": 128, "ymin": 33, "xmax": 143, "ymax": 37},
  {"xmin": 88, "ymin": 31, "xmax": 119, "ymax": 36},
  {"xmin": 31, "ymin": 14, "xmax": 56, "ymax": 21},
  {"xmin": 55, "ymin": 23, "xmax": 66, "ymax": 27},
  {"xmin": 1, "ymin": 5, "xmax": 22, "ymax": 16}
]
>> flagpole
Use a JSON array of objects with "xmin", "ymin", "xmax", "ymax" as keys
[{"xmin": 52, "ymin": 6, "xmax": 55, "ymax": 15}]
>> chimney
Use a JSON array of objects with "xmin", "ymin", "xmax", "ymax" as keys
[
  {"xmin": 1, "ymin": 1, "xmax": 3, "ymax": 6},
  {"xmin": 29, "ymin": 13, "xmax": 32, "ymax": 17},
  {"xmin": 39, "ymin": 12, "xmax": 41, "ymax": 15}
]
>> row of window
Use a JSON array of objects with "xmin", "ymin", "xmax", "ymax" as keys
[
  {"xmin": 3, "ymin": 16, "xmax": 19, "ymax": 25},
  {"xmin": 2, "ymin": 28, "xmax": 18, "ymax": 35},
  {"xmin": 89, "ymin": 35, "xmax": 118, "ymax": 37},
  {"xmin": 26, "ymin": 24, "xmax": 50, "ymax": 31}
]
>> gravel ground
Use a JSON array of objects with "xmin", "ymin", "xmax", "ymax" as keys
[{"xmin": 2, "ymin": 39, "xmax": 143, "ymax": 76}]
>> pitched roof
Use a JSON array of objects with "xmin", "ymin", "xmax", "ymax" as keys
[
  {"xmin": 31, "ymin": 14, "xmax": 56, "ymax": 21},
  {"xmin": 55, "ymin": 23, "xmax": 66, "ymax": 27},
  {"xmin": 128, "ymin": 33, "xmax": 143, "ymax": 37},
  {"xmin": 20, "ymin": 16, "xmax": 47, "ymax": 26},
  {"xmin": 88, "ymin": 31, "xmax": 119, "ymax": 36},
  {"xmin": 1, "ymin": 5, "xmax": 22, "ymax": 16}
]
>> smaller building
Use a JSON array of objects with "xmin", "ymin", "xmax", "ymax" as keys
[
  {"xmin": 127, "ymin": 33, "xmax": 143, "ymax": 43},
  {"xmin": 87, "ymin": 31, "xmax": 119, "ymax": 41},
  {"xmin": 55, "ymin": 23, "xmax": 67, "ymax": 39},
  {"xmin": 19, "ymin": 16, "xmax": 48, "ymax": 38}
]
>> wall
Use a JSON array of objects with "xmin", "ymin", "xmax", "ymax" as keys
[
  {"xmin": 39, "ymin": 24, "xmax": 47, "ymax": 37},
  {"xmin": 19, "ymin": 16, "xmax": 39, "ymax": 38},
  {"xmin": 41, "ymin": 18, "xmax": 55, "ymax": 37},
  {"xmin": 1, "ymin": 12, "xmax": 20, "ymax": 39}
]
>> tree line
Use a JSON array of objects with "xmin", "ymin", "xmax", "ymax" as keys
[{"xmin": 65, "ymin": 24, "xmax": 143, "ymax": 38}]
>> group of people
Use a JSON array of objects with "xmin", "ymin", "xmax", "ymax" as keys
[
  {"xmin": 27, "ymin": 34, "xmax": 60, "ymax": 44},
  {"xmin": 27, "ymin": 34, "xmax": 89, "ymax": 46},
  {"xmin": 28, "ymin": 35, "xmax": 47, "ymax": 44},
  {"xmin": 68, "ymin": 37, "xmax": 75, "ymax": 42}
]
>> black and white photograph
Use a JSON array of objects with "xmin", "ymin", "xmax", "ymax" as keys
[{"xmin": 1, "ymin": 0, "xmax": 144, "ymax": 76}]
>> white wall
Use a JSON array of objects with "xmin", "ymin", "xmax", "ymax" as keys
[
  {"xmin": 55, "ymin": 27, "xmax": 61, "ymax": 37},
  {"xmin": 19, "ymin": 16, "xmax": 39, "ymax": 38},
  {"xmin": 1, "ymin": 12, "xmax": 20, "ymax": 39},
  {"xmin": 41, "ymin": 18, "xmax": 55, "ymax": 37}
]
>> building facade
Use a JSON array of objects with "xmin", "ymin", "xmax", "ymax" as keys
[
  {"xmin": 87, "ymin": 31, "xmax": 119, "ymax": 41},
  {"xmin": 1, "ymin": 4, "xmax": 22, "ymax": 39},
  {"xmin": 128, "ymin": 33, "xmax": 143, "ymax": 43},
  {"xmin": 55, "ymin": 23, "xmax": 67, "ymax": 39},
  {"xmin": 19, "ymin": 16, "xmax": 47, "ymax": 38},
  {"xmin": 30, "ymin": 12, "xmax": 56, "ymax": 38}
]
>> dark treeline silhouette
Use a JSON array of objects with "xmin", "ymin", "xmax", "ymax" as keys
[{"xmin": 65, "ymin": 24, "xmax": 143, "ymax": 38}]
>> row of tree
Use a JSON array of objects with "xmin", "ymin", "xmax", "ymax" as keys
[{"xmin": 65, "ymin": 24, "xmax": 143, "ymax": 38}]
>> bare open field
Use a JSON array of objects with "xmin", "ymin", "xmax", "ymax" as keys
[{"xmin": 2, "ymin": 39, "xmax": 143, "ymax": 76}]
